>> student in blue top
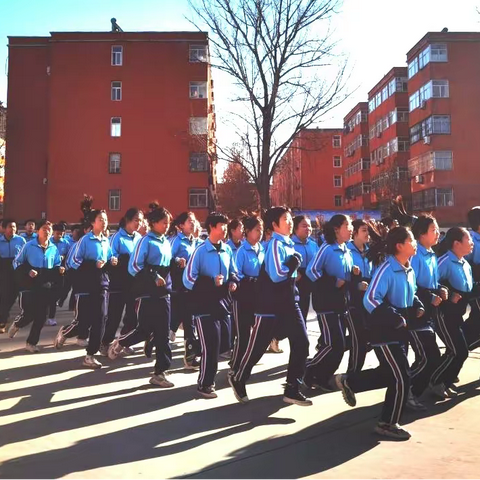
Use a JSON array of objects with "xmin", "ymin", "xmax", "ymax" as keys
[
  {"xmin": 304, "ymin": 214, "xmax": 358, "ymax": 391},
  {"xmin": 226, "ymin": 218, "xmax": 244, "ymax": 255},
  {"xmin": 0, "ymin": 219, "xmax": 26, "ymax": 333},
  {"xmin": 101, "ymin": 208, "xmax": 143, "ymax": 355},
  {"xmin": 168, "ymin": 211, "xmax": 201, "ymax": 368},
  {"xmin": 408, "ymin": 215, "xmax": 446, "ymax": 407},
  {"xmin": 230, "ymin": 206, "xmax": 311, "ymax": 406},
  {"xmin": 335, "ymin": 226, "xmax": 424, "ymax": 441},
  {"xmin": 109, "ymin": 204, "xmax": 175, "ymax": 388},
  {"xmin": 20, "ymin": 219, "xmax": 38, "ymax": 243},
  {"xmin": 54, "ymin": 208, "xmax": 117, "ymax": 369},
  {"xmin": 9, "ymin": 220, "xmax": 64, "ymax": 351},
  {"xmin": 430, "ymin": 227, "xmax": 476, "ymax": 398},
  {"xmin": 292, "ymin": 215, "xmax": 319, "ymax": 323},
  {"xmin": 183, "ymin": 212, "xmax": 239, "ymax": 399},
  {"xmin": 229, "ymin": 214, "xmax": 265, "ymax": 376}
]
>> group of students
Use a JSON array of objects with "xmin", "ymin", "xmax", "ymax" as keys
[{"xmin": 1, "ymin": 198, "xmax": 480, "ymax": 442}]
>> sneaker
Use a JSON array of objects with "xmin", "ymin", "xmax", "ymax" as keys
[
  {"xmin": 283, "ymin": 386, "xmax": 313, "ymax": 406},
  {"xmin": 83, "ymin": 355, "xmax": 102, "ymax": 369},
  {"xmin": 144, "ymin": 338, "xmax": 154, "ymax": 358},
  {"xmin": 0, "ymin": 324, "xmax": 6, "ymax": 334},
  {"xmin": 219, "ymin": 350, "xmax": 232, "ymax": 360},
  {"xmin": 430, "ymin": 382, "xmax": 447, "ymax": 399},
  {"xmin": 57, "ymin": 300, "xmax": 64, "ymax": 308},
  {"xmin": 122, "ymin": 346, "xmax": 135, "ymax": 356},
  {"xmin": 198, "ymin": 385, "xmax": 218, "ymax": 399},
  {"xmin": 8, "ymin": 322, "xmax": 20, "ymax": 338},
  {"xmin": 445, "ymin": 387, "xmax": 458, "ymax": 398},
  {"xmin": 25, "ymin": 343, "xmax": 40, "ymax": 353},
  {"xmin": 334, "ymin": 374, "xmax": 356, "ymax": 407},
  {"xmin": 108, "ymin": 339, "xmax": 124, "ymax": 360},
  {"xmin": 405, "ymin": 389, "xmax": 427, "ymax": 411},
  {"xmin": 169, "ymin": 330, "xmax": 176, "ymax": 342},
  {"xmin": 448, "ymin": 383, "xmax": 460, "ymax": 393},
  {"xmin": 45, "ymin": 318, "xmax": 57, "ymax": 326},
  {"xmin": 374, "ymin": 422, "xmax": 411, "ymax": 440},
  {"xmin": 150, "ymin": 372, "xmax": 175, "ymax": 388},
  {"xmin": 54, "ymin": 327, "xmax": 66, "ymax": 349},
  {"xmin": 266, "ymin": 339, "xmax": 283, "ymax": 354},
  {"xmin": 228, "ymin": 375, "xmax": 249, "ymax": 404},
  {"xmin": 99, "ymin": 344, "xmax": 109, "ymax": 357},
  {"xmin": 302, "ymin": 374, "xmax": 322, "ymax": 390},
  {"xmin": 76, "ymin": 338, "xmax": 88, "ymax": 347},
  {"xmin": 184, "ymin": 357, "xmax": 201, "ymax": 370}
]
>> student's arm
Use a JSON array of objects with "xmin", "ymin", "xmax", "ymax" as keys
[
  {"xmin": 67, "ymin": 236, "xmax": 87, "ymax": 270},
  {"xmin": 267, "ymin": 239, "xmax": 290, "ymax": 283},
  {"xmin": 12, "ymin": 244, "xmax": 27, "ymax": 270},
  {"xmin": 183, "ymin": 245, "xmax": 202, "ymax": 290},
  {"xmin": 235, "ymin": 247, "xmax": 246, "ymax": 281},
  {"xmin": 128, "ymin": 237, "xmax": 149, "ymax": 277},
  {"xmin": 306, "ymin": 244, "xmax": 328, "ymax": 282}
]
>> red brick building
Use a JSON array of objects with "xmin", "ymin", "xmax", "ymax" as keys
[
  {"xmin": 343, "ymin": 102, "xmax": 370, "ymax": 210},
  {"xmin": 271, "ymin": 129, "xmax": 344, "ymax": 210},
  {"xmin": 407, "ymin": 32, "xmax": 480, "ymax": 225},
  {"xmin": 5, "ymin": 31, "xmax": 217, "ymax": 224},
  {"xmin": 367, "ymin": 67, "xmax": 410, "ymax": 214}
]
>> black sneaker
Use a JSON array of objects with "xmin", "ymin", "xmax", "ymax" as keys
[
  {"xmin": 144, "ymin": 337, "xmax": 154, "ymax": 358},
  {"xmin": 228, "ymin": 375, "xmax": 249, "ymax": 403},
  {"xmin": 334, "ymin": 374, "xmax": 356, "ymax": 407},
  {"xmin": 283, "ymin": 386, "xmax": 313, "ymax": 406}
]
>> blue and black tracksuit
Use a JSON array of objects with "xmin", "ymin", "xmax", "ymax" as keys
[
  {"xmin": 62, "ymin": 232, "xmax": 112, "ymax": 355},
  {"xmin": 0, "ymin": 234, "xmax": 26, "ymax": 327},
  {"xmin": 304, "ymin": 241, "xmax": 354, "ymax": 387},
  {"xmin": 47, "ymin": 237, "xmax": 70, "ymax": 319},
  {"xmin": 117, "ymin": 231, "xmax": 173, "ymax": 374},
  {"xmin": 230, "ymin": 241, "xmax": 265, "ymax": 374},
  {"xmin": 347, "ymin": 255, "xmax": 423, "ymax": 425},
  {"xmin": 20, "ymin": 232, "xmax": 38, "ymax": 243},
  {"xmin": 464, "ymin": 230, "xmax": 480, "ymax": 349},
  {"xmin": 292, "ymin": 235, "xmax": 319, "ymax": 322},
  {"xmin": 431, "ymin": 250, "xmax": 477, "ymax": 388},
  {"xmin": 226, "ymin": 238, "xmax": 243, "ymax": 256},
  {"xmin": 234, "ymin": 232, "xmax": 309, "ymax": 391},
  {"xmin": 12, "ymin": 240, "xmax": 62, "ymax": 345},
  {"xmin": 102, "ymin": 228, "xmax": 141, "ymax": 346},
  {"xmin": 183, "ymin": 238, "xmax": 239, "ymax": 388}
]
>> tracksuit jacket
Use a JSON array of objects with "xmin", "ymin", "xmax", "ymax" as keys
[{"xmin": 108, "ymin": 228, "xmax": 141, "ymax": 292}]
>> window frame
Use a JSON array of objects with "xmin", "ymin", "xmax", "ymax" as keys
[
  {"xmin": 111, "ymin": 117, "xmax": 121, "ymax": 137},
  {"xmin": 111, "ymin": 45, "xmax": 123, "ymax": 66},
  {"xmin": 111, "ymin": 81, "xmax": 122, "ymax": 101},
  {"xmin": 189, "ymin": 188, "xmax": 209, "ymax": 208},
  {"xmin": 189, "ymin": 152, "xmax": 209, "ymax": 172},
  {"xmin": 108, "ymin": 152, "xmax": 121, "ymax": 174},
  {"xmin": 333, "ymin": 156, "xmax": 342, "ymax": 168},
  {"xmin": 108, "ymin": 189, "xmax": 121, "ymax": 211},
  {"xmin": 333, "ymin": 175, "xmax": 342, "ymax": 188},
  {"xmin": 332, "ymin": 135, "xmax": 342, "ymax": 148},
  {"xmin": 189, "ymin": 81, "xmax": 208, "ymax": 99},
  {"xmin": 334, "ymin": 195, "xmax": 342, "ymax": 207},
  {"xmin": 189, "ymin": 117, "xmax": 208, "ymax": 135},
  {"xmin": 189, "ymin": 44, "xmax": 208, "ymax": 63}
]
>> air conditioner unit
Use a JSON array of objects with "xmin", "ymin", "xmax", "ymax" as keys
[
  {"xmin": 415, "ymin": 175, "xmax": 425, "ymax": 184},
  {"xmin": 423, "ymin": 136, "xmax": 431, "ymax": 145},
  {"xmin": 421, "ymin": 100, "xmax": 427, "ymax": 110}
]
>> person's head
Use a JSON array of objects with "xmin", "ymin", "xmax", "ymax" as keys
[
  {"xmin": 119, "ymin": 207, "xmax": 144, "ymax": 234},
  {"xmin": 146, "ymin": 203, "xmax": 172, "ymax": 235},
  {"xmin": 88, "ymin": 209, "xmax": 108, "ymax": 234},
  {"xmin": 439, "ymin": 227, "xmax": 473, "ymax": 259},
  {"xmin": 242, "ymin": 215, "xmax": 264, "ymax": 245},
  {"xmin": 176, "ymin": 211, "xmax": 196, "ymax": 237},
  {"xmin": 52, "ymin": 223, "xmax": 66, "ymax": 242},
  {"xmin": 71, "ymin": 224, "xmax": 82, "ymax": 242},
  {"xmin": 265, "ymin": 206, "xmax": 293, "ymax": 237},
  {"xmin": 352, "ymin": 219, "xmax": 369, "ymax": 246},
  {"xmin": 228, "ymin": 219, "xmax": 244, "ymax": 243},
  {"xmin": 37, "ymin": 220, "xmax": 53, "ymax": 242},
  {"xmin": 193, "ymin": 219, "xmax": 202, "ymax": 238},
  {"xmin": 2, "ymin": 219, "xmax": 17, "ymax": 238},
  {"xmin": 24, "ymin": 219, "xmax": 35, "ymax": 234},
  {"xmin": 381, "ymin": 216, "xmax": 399, "ymax": 231},
  {"xmin": 324, "ymin": 215, "xmax": 352, "ymax": 245},
  {"xmin": 293, "ymin": 215, "xmax": 312, "ymax": 241},
  {"xmin": 386, "ymin": 226, "xmax": 416, "ymax": 260},
  {"xmin": 439, "ymin": 231, "xmax": 446, "ymax": 239},
  {"xmin": 205, "ymin": 212, "xmax": 229, "ymax": 242},
  {"xmin": 467, "ymin": 207, "xmax": 480, "ymax": 233},
  {"xmin": 411, "ymin": 215, "xmax": 439, "ymax": 249}
]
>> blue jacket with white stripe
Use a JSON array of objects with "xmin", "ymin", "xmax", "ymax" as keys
[{"xmin": 108, "ymin": 228, "xmax": 141, "ymax": 292}]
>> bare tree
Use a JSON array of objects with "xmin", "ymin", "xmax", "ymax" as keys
[{"xmin": 188, "ymin": 0, "xmax": 350, "ymax": 209}]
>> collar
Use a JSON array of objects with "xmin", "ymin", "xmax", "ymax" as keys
[
  {"xmin": 272, "ymin": 232, "xmax": 294, "ymax": 246},
  {"xmin": 332, "ymin": 242, "xmax": 348, "ymax": 253},
  {"xmin": 242, "ymin": 241, "xmax": 263, "ymax": 252},
  {"xmin": 178, "ymin": 232, "xmax": 193, "ymax": 242},
  {"xmin": 1, "ymin": 234, "xmax": 20, "ymax": 242},
  {"xmin": 87, "ymin": 232, "xmax": 108, "ymax": 242},
  {"xmin": 32, "ymin": 239, "xmax": 56, "ymax": 250},
  {"xmin": 388, "ymin": 255, "xmax": 413, "ymax": 273},
  {"xmin": 471, "ymin": 231, "xmax": 480, "ymax": 242},
  {"xmin": 347, "ymin": 240, "xmax": 368, "ymax": 255},
  {"xmin": 147, "ymin": 231, "xmax": 166, "ymax": 242},
  {"xmin": 447, "ymin": 249, "xmax": 465, "ymax": 265},
  {"xmin": 291, "ymin": 234, "xmax": 307, "ymax": 245},
  {"xmin": 417, "ymin": 243, "xmax": 435, "ymax": 256},
  {"xmin": 204, "ymin": 238, "xmax": 227, "ymax": 252},
  {"xmin": 119, "ymin": 228, "xmax": 137, "ymax": 239}
]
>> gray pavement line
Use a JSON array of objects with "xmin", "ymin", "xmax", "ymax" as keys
[{"xmin": 182, "ymin": 411, "xmax": 379, "ymax": 479}]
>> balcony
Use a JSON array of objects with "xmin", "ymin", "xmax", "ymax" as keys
[{"xmin": 408, "ymin": 151, "xmax": 453, "ymax": 177}]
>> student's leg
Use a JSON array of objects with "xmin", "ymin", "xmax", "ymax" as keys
[
  {"xmin": 12, "ymin": 291, "xmax": 35, "ymax": 330},
  {"xmin": 297, "ymin": 277, "xmax": 312, "ymax": 324},
  {"xmin": 102, "ymin": 291, "xmax": 125, "ymax": 346},
  {"xmin": 196, "ymin": 315, "xmax": 221, "ymax": 388},
  {"xmin": 62, "ymin": 293, "xmax": 90, "ymax": 339},
  {"xmin": 152, "ymin": 296, "xmax": 172, "ymax": 375},
  {"xmin": 120, "ymin": 291, "xmax": 138, "ymax": 335},
  {"xmin": 463, "ymin": 298, "xmax": 480, "ymax": 349},
  {"xmin": 26, "ymin": 291, "xmax": 49, "ymax": 346},
  {"xmin": 0, "ymin": 272, "xmax": 18, "ymax": 327},
  {"xmin": 345, "ymin": 307, "xmax": 368, "ymax": 374},
  {"xmin": 86, "ymin": 291, "xmax": 109, "ymax": 356},
  {"xmin": 220, "ymin": 314, "xmax": 232, "ymax": 354},
  {"xmin": 231, "ymin": 302, "xmax": 255, "ymax": 374},
  {"xmin": 118, "ymin": 297, "xmax": 150, "ymax": 347}
]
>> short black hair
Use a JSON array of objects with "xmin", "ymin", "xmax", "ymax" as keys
[
  {"xmin": 2, "ymin": 218, "xmax": 16, "ymax": 229},
  {"xmin": 386, "ymin": 226, "xmax": 412, "ymax": 255},
  {"xmin": 264, "ymin": 206, "xmax": 291, "ymax": 231},
  {"xmin": 242, "ymin": 214, "xmax": 263, "ymax": 232},
  {"xmin": 293, "ymin": 215, "xmax": 310, "ymax": 232},
  {"xmin": 352, "ymin": 219, "xmax": 367, "ymax": 234},
  {"xmin": 147, "ymin": 203, "xmax": 172, "ymax": 226},
  {"xmin": 24, "ymin": 219, "xmax": 36, "ymax": 226},
  {"xmin": 324, "ymin": 214, "xmax": 349, "ymax": 244},
  {"xmin": 467, "ymin": 207, "xmax": 480, "ymax": 232},
  {"xmin": 228, "ymin": 218, "xmax": 242, "ymax": 238},
  {"xmin": 411, "ymin": 214, "xmax": 435, "ymax": 240},
  {"xmin": 38, "ymin": 219, "xmax": 53, "ymax": 229},
  {"xmin": 205, "ymin": 212, "xmax": 229, "ymax": 233},
  {"xmin": 53, "ymin": 223, "xmax": 66, "ymax": 232}
]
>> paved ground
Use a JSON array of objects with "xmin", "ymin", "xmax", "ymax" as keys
[{"xmin": 1, "ymin": 301, "xmax": 480, "ymax": 479}]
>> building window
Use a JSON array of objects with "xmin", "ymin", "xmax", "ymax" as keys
[
  {"xmin": 111, "ymin": 117, "xmax": 121, "ymax": 137},
  {"xmin": 111, "ymin": 46, "xmax": 123, "ymax": 66},
  {"xmin": 334, "ymin": 195, "xmax": 342, "ymax": 207},
  {"xmin": 431, "ymin": 115, "xmax": 451, "ymax": 134},
  {"xmin": 111, "ymin": 81, "xmax": 122, "ymax": 101},
  {"xmin": 432, "ymin": 80, "xmax": 449, "ymax": 98},
  {"xmin": 334, "ymin": 175, "xmax": 342, "ymax": 188},
  {"xmin": 332, "ymin": 135, "xmax": 341, "ymax": 148},
  {"xmin": 189, "ymin": 117, "xmax": 208, "ymax": 135},
  {"xmin": 434, "ymin": 151, "xmax": 453, "ymax": 170},
  {"xmin": 436, "ymin": 187, "xmax": 454, "ymax": 206},
  {"xmin": 189, "ymin": 153, "xmax": 208, "ymax": 172},
  {"xmin": 333, "ymin": 156, "xmax": 342, "ymax": 168},
  {"xmin": 431, "ymin": 44, "xmax": 448, "ymax": 62},
  {"xmin": 396, "ymin": 109, "xmax": 409, "ymax": 123},
  {"xmin": 189, "ymin": 188, "xmax": 208, "ymax": 208},
  {"xmin": 418, "ymin": 46, "xmax": 431, "ymax": 69},
  {"xmin": 408, "ymin": 57, "xmax": 419, "ymax": 79},
  {"xmin": 409, "ymin": 90, "xmax": 420, "ymax": 112},
  {"xmin": 109, "ymin": 189, "xmax": 121, "ymax": 211},
  {"xmin": 109, "ymin": 153, "xmax": 121, "ymax": 174},
  {"xmin": 190, "ymin": 81, "xmax": 207, "ymax": 99},
  {"xmin": 189, "ymin": 45, "xmax": 208, "ymax": 62}
]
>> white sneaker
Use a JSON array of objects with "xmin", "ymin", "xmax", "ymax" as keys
[
  {"xmin": 405, "ymin": 389, "xmax": 427, "ymax": 411},
  {"xmin": 54, "ymin": 327, "xmax": 66, "ymax": 349},
  {"xmin": 45, "ymin": 318, "xmax": 57, "ymax": 326},
  {"xmin": 267, "ymin": 339, "xmax": 283, "ymax": 353},
  {"xmin": 122, "ymin": 346, "xmax": 135, "ymax": 356},
  {"xmin": 83, "ymin": 355, "xmax": 102, "ymax": 369},
  {"xmin": 108, "ymin": 339, "xmax": 124, "ymax": 360},
  {"xmin": 8, "ymin": 323, "xmax": 20, "ymax": 338},
  {"xmin": 76, "ymin": 338, "xmax": 88, "ymax": 347},
  {"xmin": 169, "ymin": 330, "xmax": 176, "ymax": 342},
  {"xmin": 149, "ymin": 373, "xmax": 174, "ymax": 388},
  {"xmin": 25, "ymin": 343, "xmax": 40, "ymax": 353}
]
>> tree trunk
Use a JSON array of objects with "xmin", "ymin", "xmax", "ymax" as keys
[{"xmin": 258, "ymin": 172, "xmax": 271, "ymax": 210}]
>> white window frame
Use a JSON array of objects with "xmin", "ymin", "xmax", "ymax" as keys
[
  {"xmin": 190, "ymin": 81, "xmax": 208, "ymax": 99},
  {"xmin": 111, "ymin": 46, "xmax": 123, "ymax": 66},
  {"xmin": 432, "ymin": 80, "xmax": 449, "ymax": 98},
  {"xmin": 111, "ymin": 117, "xmax": 121, "ymax": 137},
  {"xmin": 111, "ymin": 81, "xmax": 122, "ymax": 101},
  {"xmin": 189, "ymin": 117, "xmax": 208, "ymax": 135},
  {"xmin": 332, "ymin": 135, "xmax": 341, "ymax": 148},
  {"xmin": 408, "ymin": 57, "xmax": 419, "ymax": 79},
  {"xmin": 431, "ymin": 44, "xmax": 448, "ymax": 62},
  {"xmin": 334, "ymin": 195, "xmax": 342, "ymax": 207},
  {"xmin": 189, "ymin": 44, "xmax": 208, "ymax": 63},
  {"xmin": 333, "ymin": 175, "xmax": 342, "ymax": 188},
  {"xmin": 189, "ymin": 188, "xmax": 209, "ymax": 208},
  {"xmin": 109, "ymin": 189, "xmax": 121, "ymax": 211},
  {"xmin": 333, "ymin": 156, "xmax": 342, "ymax": 168},
  {"xmin": 109, "ymin": 153, "xmax": 121, "ymax": 174},
  {"xmin": 189, "ymin": 152, "xmax": 208, "ymax": 172}
]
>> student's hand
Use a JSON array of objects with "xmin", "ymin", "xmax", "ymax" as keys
[
  {"xmin": 110, "ymin": 256, "xmax": 118, "ymax": 266},
  {"xmin": 451, "ymin": 292, "xmax": 462, "ymax": 304},
  {"xmin": 96, "ymin": 260, "xmax": 105, "ymax": 269},
  {"xmin": 439, "ymin": 287, "xmax": 448, "ymax": 301},
  {"xmin": 352, "ymin": 266, "xmax": 361, "ymax": 276},
  {"xmin": 416, "ymin": 307, "xmax": 425, "ymax": 318},
  {"xmin": 431, "ymin": 294, "xmax": 442, "ymax": 307},
  {"xmin": 177, "ymin": 258, "xmax": 187, "ymax": 269},
  {"xmin": 358, "ymin": 281, "xmax": 369, "ymax": 292},
  {"xmin": 60, "ymin": 256, "xmax": 65, "ymax": 262},
  {"xmin": 59, "ymin": 267, "xmax": 66, "ymax": 275},
  {"xmin": 335, "ymin": 278, "xmax": 346, "ymax": 288},
  {"xmin": 156, "ymin": 276, "xmax": 166, "ymax": 287},
  {"xmin": 29, "ymin": 269, "xmax": 38, "ymax": 278},
  {"xmin": 228, "ymin": 282, "xmax": 237, "ymax": 292},
  {"xmin": 215, "ymin": 274, "xmax": 224, "ymax": 287}
]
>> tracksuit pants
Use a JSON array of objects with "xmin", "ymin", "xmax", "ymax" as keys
[
  {"xmin": 13, "ymin": 290, "xmax": 50, "ymax": 345},
  {"xmin": 0, "ymin": 271, "xmax": 18, "ymax": 327},
  {"xmin": 62, "ymin": 291, "xmax": 109, "ymax": 355},
  {"xmin": 235, "ymin": 304, "xmax": 309, "ymax": 387},
  {"xmin": 409, "ymin": 327, "xmax": 441, "ymax": 397},
  {"xmin": 463, "ymin": 298, "xmax": 480, "ymax": 350},
  {"xmin": 431, "ymin": 309, "xmax": 469, "ymax": 388},
  {"xmin": 347, "ymin": 342, "xmax": 410, "ymax": 425},
  {"xmin": 102, "ymin": 290, "xmax": 137, "ymax": 346},
  {"xmin": 296, "ymin": 276, "xmax": 312, "ymax": 324},
  {"xmin": 118, "ymin": 296, "xmax": 171, "ymax": 375},
  {"xmin": 344, "ymin": 307, "xmax": 368, "ymax": 374},
  {"xmin": 230, "ymin": 301, "xmax": 255, "ymax": 374}
]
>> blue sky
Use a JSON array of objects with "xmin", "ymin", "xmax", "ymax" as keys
[{"xmin": 1, "ymin": 0, "xmax": 479, "ymax": 128}]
